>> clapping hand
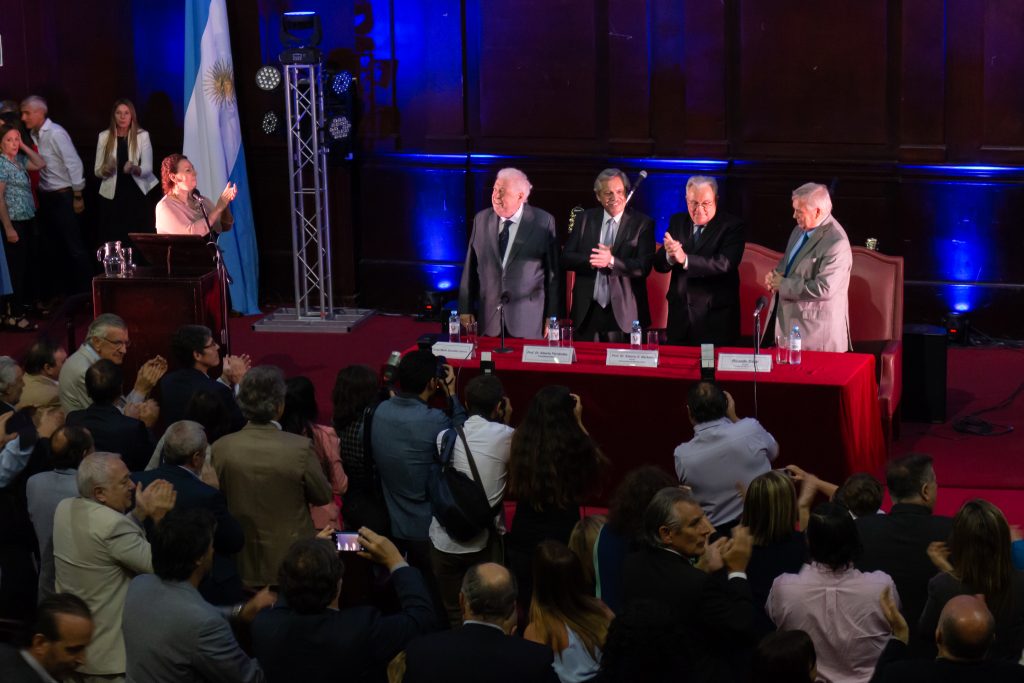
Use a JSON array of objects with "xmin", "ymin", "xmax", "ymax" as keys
[
  {"xmin": 34, "ymin": 407, "xmax": 65, "ymax": 439},
  {"xmin": 927, "ymin": 541, "xmax": 954, "ymax": 574},
  {"xmin": 880, "ymin": 586, "xmax": 909, "ymax": 643},
  {"xmin": 134, "ymin": 356, "xmax": 168, "ymax": 395},
  {"xmin": 219, "ymin": 182, "xmax": 238, "ymax": 205},
  {"xmin": 589, "ymin": 244, "xmax": 613, "ymax": 269},
  {"xmin": 663, "ymin": 232, "xmax": 685, "ymax": 263},
  {"xmin": 222, "ymin": 354, "xmax": 251, "ymax": 385},
  {"xmin": 134, "ymin": 479, "xmax": 176, "ymax": 523}
]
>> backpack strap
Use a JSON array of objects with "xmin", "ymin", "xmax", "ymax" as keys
[{"xmin": 455, "ymin": 425, "xmax": 502, "ymax": 516}]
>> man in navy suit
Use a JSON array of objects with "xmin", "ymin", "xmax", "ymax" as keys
[
  {"xmin": 562, "ymin": 168, "xmax": 655, "ymax": 342},
  {"xmin": 653, "ymin": 175, "xmax": 746, "ymax": 346},
  {"xmin": 133, "ymin": 420, "xmax": 244, "ymax": 606},
  {"xmin": 459, "ymin": 168, "xmax": 559, "ymax": 340}
]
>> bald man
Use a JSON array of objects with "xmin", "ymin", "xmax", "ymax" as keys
[{"xmin": 871, "ymin": 591, "xmax": 1024, "ymax": 682}]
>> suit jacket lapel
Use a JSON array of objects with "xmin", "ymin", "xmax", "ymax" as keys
[
  {"xmin": 611, "ymin": 212, "xmax": 631, "ymax": 252},
  {"xmin": 504, "ymin": 206, "xmax": 531, "ymax": 265},
  {"xmin": 791, "ymin": 223, "xmax": 829, "ymax": 269}
]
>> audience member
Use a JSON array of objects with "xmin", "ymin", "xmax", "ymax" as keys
[
  {"xmin": 873, "ymin": 590, "xmax": 1024, "ymax": 682},
  {"xmin": 590, "ymin": 599, "xmax": 689, "ymax": 683},
  {"xmin": 16, "ymin": 339, "xmax": 65, "ymax": 409},
  {"xmin": 211, "ymin": 365, "xmax": 332, "ymax": 587},
  {"xmin": 767, "ymin": 502, "xmax": 896, "ymax": 683},
  {"xmin": 429, "ymin": 373, "xmax": 513, "ymax": 627},
  {"xmin": 66, "ymin": 359, "xmax": 155, "ymax": 471},
  {"xmin": 0, "ymin": 593, "xmax": 93, "ymax": 683},
  {"xmin": 918, "ymin": 498, "xmax": 1024, "ymax": 661},
  {"xmin": 750, "ymin": 629, "xmax": 819, "ymax": 683},
  {"xmin": 282, "ymin": 375, "xmax": 347, "ymax": 530},
  {"xmin": 403, "ymin": 562, "xmax": 559, "ymax": 683},
  {"xmin": 0, "ymin": 124, "xmax": 45, "ymax": 331},
  {"xmin": 252, "ymin": 528, "xmax": 435, "ymax": 682},
  {"xmin": 568, "ymin": 514, "xmax": 606, "ymax": 596},
  {"xmin": 836, "ymin": 472, "xmax": 884, "ymax": 518},
  {"xmin": 674, "ymin": 381, "xmax": 778, "ymax": 535},
  {"xmin": 525, "ymin": 540, "xmax": 613, "ymax": 683},
  {"xmin": 331, "ymin": 364, "xmax": 385, "ymax": 531},
  {"xmin": 856, "ymin": 453, "xmax": 952, "ymax": 653},
  {"xmin": 58, "ymin": 313, "xmax": 167, "ymax": 414},
  {"xmin": 26, "ymin": 425, "xmax": 94, "ymax": 599},
  {"xmin": 506, "ymin": 385, "xmax": 607, "ymax": 611},
  {"xmin": 123, "ymin": 508, "xmax": 267, "ymax": 683},
  {"xmin": 623, "ymin": 487, "xmax": 753, "ymax": 682},
  {"xmin": 157, "ymin": 324, "xmax": 247, "ymax": 430},
  {"xmin": 53, "ymin": 452, "xmax": 175, "ymax": 681},
  {"xmin": 134, "ymin": 420, "xmax": 244, "ymax": 605}
]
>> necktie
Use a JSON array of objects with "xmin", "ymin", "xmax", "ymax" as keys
[
  {"xmin": 594, "ymin": 218, "xmax": 616, "ymax": 308},
  {"xmin": 693, "ymin": 225, "xmax": 703, "ymax": 242},
  {"xmin": 498, "ymin": 219, "xmax": 512, "ymax": 263},
  {"xmin": 783, "ymin": 232, "xmax": 810, "ymax": 276}
]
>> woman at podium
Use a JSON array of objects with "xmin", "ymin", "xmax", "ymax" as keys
[{"xmin": 155, "ymin": 153, "xmax": 237, "ymax": 237}]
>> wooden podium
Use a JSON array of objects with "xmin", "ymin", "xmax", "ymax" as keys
[{"xmin": 92, "ymin": 235, "xmax": 223, "ymax": 384}]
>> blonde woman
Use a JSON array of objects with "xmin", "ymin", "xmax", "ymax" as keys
[{"xmin": 94, "ymin": 99, "xmax": 158, "ymax": 244}]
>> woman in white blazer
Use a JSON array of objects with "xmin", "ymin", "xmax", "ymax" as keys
[{"xmin": 94, "ymin": 99, "xmax": 158, "ymax": 246}]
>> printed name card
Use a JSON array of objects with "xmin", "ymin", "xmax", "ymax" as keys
[
  {"xmin": 605, "ymin": 349, "xmax": 659, "ymax": 368},
  {"xmin": 521, "ymin": 346, "xmax": 576, "ymax": 364},
  {"xmin": 431, "ymin": 342, "xmax": 475, "ymax": 360},
  {"xmin": 717, "ymin": 353, "xmax": 773, "ymax": 372}
]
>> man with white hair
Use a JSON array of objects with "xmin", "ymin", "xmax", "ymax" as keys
[
  {"xmin": 763, "ymin": 182, "xmax": 852, "ymax": 352},
  {"xmin": 458, "ymin": 167, "xmax": 559, "ymax": 340},
  {"xmin": 58, "ymin": 313, "xmax": 167, "ymax": 413},
  {"xmin": 52, "ymin": 452, "xmax": 175, "ymax": 682}
]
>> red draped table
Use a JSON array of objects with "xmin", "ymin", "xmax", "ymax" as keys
[{"xmin": 443, "ymin": 337, "xmax": 886, "ymax": 504}]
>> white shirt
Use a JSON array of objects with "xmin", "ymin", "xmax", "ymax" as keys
[
  {"xmin": 498, "ymin": 203, "xmax": 525, "ymax": 269},
  {"xmin": 429, "ymin": 415, "xmax": 514, "ymax": 554},
  {"xmin": 32, "ymin": 118, "xmax": 85, "ymax": 192}
]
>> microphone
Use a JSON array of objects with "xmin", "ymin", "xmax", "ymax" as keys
[
  {"xmin": 624, "ymin": 170, "xmax": 648, "ymax": 206},
  {"xmin": 190, "ymin": 188, "xmax": 202, "ymax": 199},
  {"xmin": 753, "ymin": 296, "xmax": 768, "ymax": 317}
]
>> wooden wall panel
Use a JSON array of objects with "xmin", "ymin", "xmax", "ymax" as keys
[
  {"xmin": 898, "ymin": 0, "xmax": 946, "ymax": 160},
  {"xmin": 980, "ymin": 0, "xmax": 1024, "ymax": 153}
]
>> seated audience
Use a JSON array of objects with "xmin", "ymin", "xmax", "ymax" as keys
[
  {"xmin": 53, "ymin": 452, "xmax": 175, "ymax": 681},
  {"xmin": 568, "ymin": 514, "xmax": 606, "ymax": 596},
  {"xmin": 836, "ymin": 472, "xmax": 884, "ymax": 518},
  {"xmin": 58, "ymin": 313, "xmax": 166, "ymax": 413},
  {"xmin": 623, "ymin": 487, "xmax": 753, "ymax": 683},
  {"xmin": 26, "ymin": 425, "xmax": 94, "ymax": 599},
  {"xmin": 525, "ymin": 540, "xmax": 613, "ymax": 683},
  {"xmin": 16, "ymin": 339, "xmax": 66, "ymax": 409},
  {"xmin": 873, "ymin": 590, "xmax": 1024, "ymax": 682},
  {"xmin": 768, "ymin": 502, "xmax": 896, "ymax": 683},
  {"xmin": 123, "ymin": 508, "xmax": 268, "ymax": 683},
  {"xmin": 918, "ymin": 498, "xmax": 1024, "ymax": 661},
  {"xmin": 0, "ymin": 593, "xmax": 94, "ymax": 682},
  {"xmin": 134, "ymin": 420, "xmax": 244, "ymax": 605},
  {"xmin": 856, "ymin": 453, "xmax": 952, "ymax": 654},
  {"xmin": 251, "ymin": 529, "xmax": 435, "ymax": 682},
  {"xmin": 331, "ymin": 364, "xmax": 385, "ymax": 531},
  {"xmin": 403, "ymin": 562, "xmax": 559, "ymax": 683},
  {"xmin": 750, "ymin": 629, "xmax": 820, "ymax": 683},
  {"xmin": 66, "ymin": 359, "xmax": 155, "ymax": 471},
  {"xmin": 429, "ymin": 374, "xmax": 514, "ymax": 627},
  {"xmin": 282, "ymin": 375, "xmax": 347, "ymax": 530},
  {"xmin": 157, "ymin": 324, "xmax": 247, "ymax": 431},
  {"xmin": 594, "ymin": 466, "xmax": 677, "ymax": 614},
  {"xmin": 211, "ymin": 365, "xmax": 332, "ymax": 587},
  {"xmin": 673, "ymin": 381, "xmax": 779, "ymax": 536},
  {"xmin": 590, "ymin": 599, "xmax": 689, "ymax": 683}
]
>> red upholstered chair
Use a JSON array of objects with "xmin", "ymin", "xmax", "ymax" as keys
[
  {"xmin": 564, "ymin": 260, "xmax": 671, "ymax": 330},
  {"xmin": 849, "ymin": 247, "xmax": 904, "ymax": 450},
  {"xmin": 738, "ymin": 243, "xmax": 783, "ymax": 342}
]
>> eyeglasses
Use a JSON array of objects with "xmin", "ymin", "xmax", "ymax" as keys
[
  {"xmin": 203, "ymin": 340, "xmax": 219, "ymax": 349},
  {"xmin": 688, "ymin": 201, "xmax": 714, "ymax": 211},
  {"xmin": 102, "ymin": 337, "xmax": 131, "ymax": 348}
]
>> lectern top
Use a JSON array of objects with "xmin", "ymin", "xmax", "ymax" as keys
[{"xmin": 129, "ymin": 233, "xmax": 216, "ymax": 276}]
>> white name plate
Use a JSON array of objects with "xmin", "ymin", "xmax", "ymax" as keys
[
  {"xmin": 431, "ymin": 342, "xmax": 475, "ymax": 360},
  {"xmin": 522, "ymin": 345, "xmax": 576, "ymax": 364},
  {"xmin": 606, "ymin": 349, "xmax": 659, "ymax": 368},
  {"xmin": 717, "ymin": 353, "xmax": 773, "ymax": 372}
]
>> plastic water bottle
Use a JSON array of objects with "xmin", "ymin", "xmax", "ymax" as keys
[
  {"xmin": 448, "ymin": 310, "xmax": 460, "ymax": 343},
  {"xmin": 630, "ymin": 320, "xmax": 643, "ymax": 350},
  {"xmin": 789, "ymin": 324, "xmax": 802, "ymax": 365},
  {"xmin": 548, "ymin": 316, "xmax": 560, "ymax": 347}
]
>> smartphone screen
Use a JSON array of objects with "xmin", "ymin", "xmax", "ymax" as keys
[{"xmin": 332, "ymin": 531, "xmax": 363, "ymax": 552}]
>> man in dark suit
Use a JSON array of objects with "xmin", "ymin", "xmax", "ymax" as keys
[
  {"xmin": 623, "ymin": 487, "xmax": 754, "ymax": 683},
  {"xmin": 0, "ymin": 593, "xmax": 94, "ymax": 683},
  {"xmin": 856, "ymin": 453, "xmax": 952, "ymax": 655},
  {"xmin": 562, "ymin": 168, "xmax": 655, "ymax": 342},
  {"xmin": 157, "ymin": 324, "xmax": 248, "ymax": 432},
  {"xmin": 252, "ymin": 529, "xmax": 435, "ymax": 683},
  {"xmin": 66, "ymin": 359, "xmax": 155, "ymax": 472},
  {"xmin": 459, "ymin": 168, "xmax": 559, "ymax": 340},
  {"xmin": 404, "ymin": 562, "xmax": 558, "ymax": 683},
  {"xmin": 133, "ymin": 420, "xmax": 245, "ymax": 605},
  {"xmin": 653, "ymin": 175, "xmax": 746, "ymax": 346}
]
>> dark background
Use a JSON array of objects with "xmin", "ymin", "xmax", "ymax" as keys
[{"xmin": 2, "ymin": 0, "xmax": 1022, "ymax": 337}]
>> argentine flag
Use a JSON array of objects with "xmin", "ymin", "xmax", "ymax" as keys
[{"xmin": 183, "ymin": 0, "xmax": 260, "ymax": 315}]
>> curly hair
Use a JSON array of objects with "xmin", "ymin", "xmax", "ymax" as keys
[
  {"xmin": 606, "ymin": 466, "xmax": 677, "ymax": 541},
  {"xmin": 160, "ymin": 153, "xmax": 188, "ymax": 195},
  {"xmin": 507, "ymin": 385, "xmax": 607, "ymax": 509}
]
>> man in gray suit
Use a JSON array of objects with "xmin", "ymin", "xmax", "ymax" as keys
[
  {"xmin": 459, "ymin": 168, "xmax": 559, "ymax": 339},
  {"xmin": 123, "ymin": 508, "xmax": 270, "ymax": 683},
  {"xmin": 763, "ymin": 182, "xmax": 852, "ymax": 352}
]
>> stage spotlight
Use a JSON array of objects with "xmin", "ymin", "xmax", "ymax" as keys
[
  {"xmin": 943, "ymin": 312, "xmax": 970, "ymax": 345},
  {"xmin": 261, "ymin": 111, "xmax": 281, "ymax": 135},
  {"xmin": 327, "ymin": 115, "xmax": 352, "ymax": 141},
  {"xmin": 281, "ymin": 11, "xmax": 322, "ymax": 48},
  {"xmin": 255, "ymin": 65, "xmax": 281, "ymax": 91},
  {"xmin": 329, "ymin": 71, "xmax": 353, "ymax": 97}
]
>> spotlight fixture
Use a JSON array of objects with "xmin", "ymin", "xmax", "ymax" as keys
[
  {"xmin": 255, "ymin": 65, "xmax": 281, "ymax": 91},
  {"xmin": 943, "ymin": 312, "xmax": 970, "ymax": 345},
  {"xmin": 280, "ymin": 11, "xmax": 322, "ymax": 64},
  {"xmin": 327, "ymin": 115, "xmax": 352, "ymax": 141},
  {"xmin": 329, "ymin": 71, "xmax": 353, "ymax": 97},
  {"xmin": 261, "ymin": 111, "xmax": 281, "ymax": 135}
]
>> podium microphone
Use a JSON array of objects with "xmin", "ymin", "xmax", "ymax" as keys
[
  {"xmin": 624, "ymin": 170, "xmax": 648, "ymax": 207},
  {"xmin": 753, "ymin": 296, "xmax": 768, "ymax": 317}
]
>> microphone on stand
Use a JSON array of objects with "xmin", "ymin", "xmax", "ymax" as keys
[
  {"xmin": 753, "ymin": 296, "xmax": 768, "ymax": 318},
  {"xmin": 495, "ymin": 292, "xmax": 513, "ymax": 354},
  {"xmin": 624, "ymin": 170, "xmax": 648, "ymax": 208},
  {"xmin": 752, "ymin": 296, "xmax": 769, "ymax": 419}
]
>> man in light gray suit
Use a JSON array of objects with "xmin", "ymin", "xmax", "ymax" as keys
[
  {"xmin": 459, "ymin": 168, "xmax": 559, "ymax": 339},
  {"xmin": 123, "ymin": 508, "xmax": 270, "ymax": 683},
  {"xmin": 763, "ymin": 182, "xmax": 852, "ymax": 352}
]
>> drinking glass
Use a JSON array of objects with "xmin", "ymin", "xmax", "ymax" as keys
[
  {"xmin": 464, "ymin": 321, "xmax": 478, "ymax": 349},
  {"xmin": 775, "ymin": 335, "xmax": 789, "ymax": 364},
  {"xmin": 646, "ymin": 330, "xmax": 660, "ymax": 351},
  {"xmin": 560, "ymin": 323, "xmax": 574, "ymax": 348}
]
